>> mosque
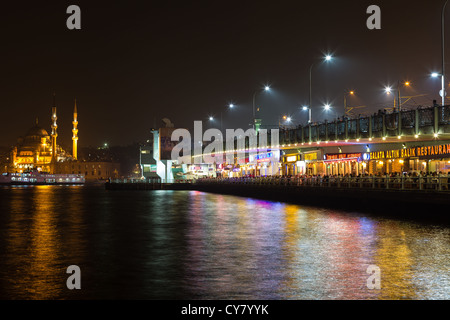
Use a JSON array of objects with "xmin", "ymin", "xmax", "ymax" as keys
[{"xmin": 9, "ymin": 98, "xmax": 120, "ymax": 180}]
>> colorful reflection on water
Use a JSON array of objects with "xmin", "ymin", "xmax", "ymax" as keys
[{"xmin": 0, "ymin": 186, "xmax": 448, "ymax": 299}]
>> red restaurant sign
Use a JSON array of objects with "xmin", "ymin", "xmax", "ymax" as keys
[{"xmin": 324, "ymin": 153, "xmax": 362, "ymax": 161}]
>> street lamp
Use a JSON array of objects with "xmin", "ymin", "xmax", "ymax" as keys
[
  {"xmin": 442, "ymin": 0, "xmax": 449, "ymax": 106},
  {"xmin": 432, "ymin": 71, "xmax": 446, "ymax": 104},
  {"xmin": 210, "ymin": 103, "xmax": 235, "ymax": 131},
  {"xmin": 301, "ymin": 105, "xmax": 310, "ymax": 124},
  {"xmin": 279, "ymin": 115, "xmax": 292, "ymax": 127},
  {"xmin": 385, "ymin": 81, "xmax": 410, "ymax": 112},
  {"xmin": 324, "ymin": 104, "xmax": 338, "ymax": 122},
  {"xmin": 344, "ymin": 90, "xmax": 355, "ymax": 116},
  {"xmin": 252, "ymin": 85, "xmax": 271, "ymax": 131},
  {"xmin": 308, "ymin": 54, "xmax": 334, "ymax": 124}
]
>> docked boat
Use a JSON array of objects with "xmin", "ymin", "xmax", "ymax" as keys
[{"xmin": 0, "ymin": 171, "xmax": 85, "ymax": 185}]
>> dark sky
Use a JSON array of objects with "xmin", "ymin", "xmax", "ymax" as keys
[{"xmin": 0, "ymin": 0, "xmax": 447, "ymax": 148}]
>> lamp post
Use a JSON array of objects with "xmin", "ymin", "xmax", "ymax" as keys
[
  {"xmin": 279, "ymin": 115, "xmax": 292, "ymax": 127},
  {"xmin": 308, "ymin": 54, "xmax": 333, "ymax": 124},
  {"xmin": 442, "ymin": 0, "xmax": 449, "ymax": 106},
  {"xmin": 210, "ymin": 103, "xmax": 235, "ymax": 132},
  {"xmin": 344, "ymin": 90, "xmax": 354, "ymax": 116},
  {"xmin": 301, "ymin": 105, "xmax": 310, "ymax": 124},
  {"xmin": 324, "ymin": 104, "xmax": 337, "ymax": 121},
  {"xmin": 252, "ymin": 86, "xmax": 270, "ymax": 131},
  {"xmin": 385, "ymin": 81, "xmax": 410, "ymax": 112}
]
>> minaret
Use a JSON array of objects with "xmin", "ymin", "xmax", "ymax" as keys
[
  {"xmin": 51, "ymin": 94, "xmax": 58, "ymax": 162},
  {"xmin": 72, "ymin": 99, "xmax": 78, "ymax": 160}
]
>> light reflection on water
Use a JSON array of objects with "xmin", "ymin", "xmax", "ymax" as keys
[{"xmin": 0, "ymin": 185, "xmax": 448, "ymax": 299}]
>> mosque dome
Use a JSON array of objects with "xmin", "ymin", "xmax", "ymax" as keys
[
  {"xmin": 20, "ymin": 119, "xmax": 50, "ymax": 147},
  {"xmin": 25, "ymin": 125, "xmax": 49, "ymax": 138}
]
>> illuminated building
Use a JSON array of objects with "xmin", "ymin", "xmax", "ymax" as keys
[
  {"xmin": 10, "ymin": 117, "xmax": 66, "ymax": 173},
  {"xmin": 9, "ymin": 97, "xmax": 121, "ymax": 180},
  {"xmin": 10, "ymin": 97, "xmax": 72, "ymax": 173}
]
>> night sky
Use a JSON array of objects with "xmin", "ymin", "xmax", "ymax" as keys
[{"xmin": 0, "ymin": 0, "xmax": 447, "ymax": 148}]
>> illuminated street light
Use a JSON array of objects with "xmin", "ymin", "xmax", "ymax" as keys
[
  {"xmin": 308, "ymin": 53, "xmax": 335, "ymax": 124},
  {"xmin": 324, "ymin": 104, "xmax": 338, "ymax": 124},
  {"xmin": 252, "ymin": 85, "xmax": 271, "ymax": 131},
  {"xmin": 344, "ymin": 90, "xmax": 356, "ymax": 116},
  {"xmin": 279, "ymin": 115, "xmax": 292, "ymax": 126},
  {"xmin": 385, "ymin": 81, "xmax": 410, "ymax": 112}
]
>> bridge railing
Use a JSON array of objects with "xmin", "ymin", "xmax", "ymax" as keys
[{"xmin": 197, "ymin": 175, "xmax": 450, "ymax": 191}]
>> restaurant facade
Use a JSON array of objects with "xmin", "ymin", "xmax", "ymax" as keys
[{"xmin": 280, "ymin": 139, "xmax": 450, "ymax": 176}]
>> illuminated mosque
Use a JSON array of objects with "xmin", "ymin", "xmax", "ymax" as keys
[
  {"xmin": 10, "ymin": 98, "xmax": 120, "ymax": 180},
  {"xmin": 11, "ymin": 99, "xmax": 78, "ymax": 173}
]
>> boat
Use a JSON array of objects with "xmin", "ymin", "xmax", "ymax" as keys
[{"xmin": 0, "ymin": 171, "xmax": 85, "ymax": 185}]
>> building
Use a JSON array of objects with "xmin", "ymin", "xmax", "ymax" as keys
[
  {"xmin": 10, "ymin": 117, "xmax": 68, "ymax": 173},
  {"xmin": 55, "ymin": 161, "xmax": 120, "ymax": 180},
  {"xmin": 8, "ymin": 97, "xmax": 121, "ymax": 180}
]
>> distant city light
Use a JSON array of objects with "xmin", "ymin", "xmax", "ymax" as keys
[
  {"xmin": 325, "ymin": 55, "xmax": 332, "ymax": 61},
  {"xmin": 324, "ymin": 104, "xmax": 331, "ymax": 110},
  {"xmin": 432, "ymin": 72, "xmax": 440, "ymax": 78},
  {"xmin": 229, "ymin": 104, "xmax": 234, "ymax": 108},
  {"xmin": 264, "ymin": 86, "xmax": 270, "ymax": 91},
  {"xmin": 209, "ymin": 116, "xmax": 214, "ymax": 121},
  {"xmin": 385, "ymin": 87, "xmax": 392, "ymax": 94}
]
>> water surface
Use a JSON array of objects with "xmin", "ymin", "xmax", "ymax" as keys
[{"xmin": 0, "ymin": 185, "xmax": 448, "ymax": 299}]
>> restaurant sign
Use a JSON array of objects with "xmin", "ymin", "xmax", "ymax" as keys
[
  {"xmin": 304, "ymin": 153, "xmax": 318, "ymax": 161},
  {"xmin": 249, "ymin": 152, "xmax": 274, "ymax": 163},
  {"xmin": 284, "ymin": 155, "xmax": 299, "ymax": 162},
  {"xmin": 324, "ymin": 153, "xmax": 362, "ymax": 161},
  {"xmin": 370, "ymin": 144, "xmax": 450, "ymax": 160}
]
